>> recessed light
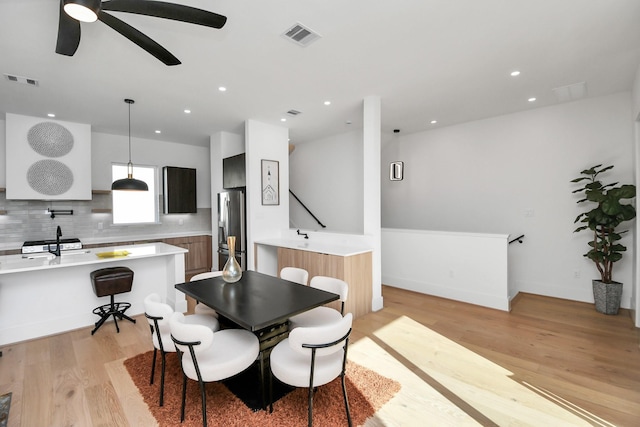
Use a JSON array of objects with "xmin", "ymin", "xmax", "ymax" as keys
[
  {"xmin": 528, "ymin": 97, "xmax": 537, "ymax": 102},
  {"xmin": 281, "ymin": 118, "xmax": 287, "ymax": 122},
  {"xmin": 155, "ymin": 130, "xmax": 161, "ymax": 134},
  {"xmin": 430, "ymin": 120, "xmax": 437, "ymax": 124},
  {"xmin": 218, "ymin": 86, "xmax": 227, "ymax": 92},
  {"xmin": 184, "ymin": 109, "xmax": 191, "ymax": 114},
  {"xmin": 510, "ymin": 70, "xmax": 521, "ymax": 77},
  {"xmin": 47, "ymin": 113, "xmax": 55, "ymax": 118},
  {"xmin": 324, "ymin": 101, "xmax": 331, "ymax": 106}
]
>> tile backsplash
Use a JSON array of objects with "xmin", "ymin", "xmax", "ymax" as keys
[{"xmin": 0, "ymin": 191, "xmax": 211, "ymax": 250}]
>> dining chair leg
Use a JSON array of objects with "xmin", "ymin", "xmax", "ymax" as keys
[
  {"xmin": 260, "ymin": 352, "xmax": 267, "ymax": 410},
  {"xmin": 180, "ymin": 373, "xmax": 187, "ymax": 422},
  {"xmin": 308, "ymin": 350, "xmax": 316, "ymax": 427},
  {"xmin": 307, "ymin": 386, "xmax": 314, "ymax": 427},
  {"xmin": 150, "ymin": 348, "xmax": 157, "ymax": 385},
  {"xmin": 159, "ymin": 350, "xmax": 166, "ymax": 406},
  {"xmin": 341, "ymin": 374, "xmax": 352, "ymax": 427},
  {"xmin": 268, "ymin": 365, "xmax": 274, "ymax": 413},
  {"xmin": 198, "ymin": 379, "xmax": 207, "ymax": 427}
]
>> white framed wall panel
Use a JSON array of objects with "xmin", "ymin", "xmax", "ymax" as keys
[{"xmin": 6, "ymin": 113, "xmax": 91, "ymax": 200}]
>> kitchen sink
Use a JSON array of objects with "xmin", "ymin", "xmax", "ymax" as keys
[
  {"xmin": 23, "ymin": 253, "xmax": 56, "ymax": 260},
  {"xmin": 61, "ymin": 250, "xmax": 91, "ymax": 256},
  {"xmin": 23, "ymin": 249, "xmax": 91, "ymax": 259}
]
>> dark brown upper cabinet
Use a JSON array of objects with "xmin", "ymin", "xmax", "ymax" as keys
[
  {"xmin": 163, "ymin": 166, "xmax": 197, "ymax": 214},
  {"xmin": 223, "ymin": 153, "xmax": 246, "ymax": 189}
]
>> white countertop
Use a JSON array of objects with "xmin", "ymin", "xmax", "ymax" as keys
[
  {"xmin": 254, "ymin": 238, "xmax": 372, "ymax": 257},
  {"xmin": 0, "ymin": 242, "xmax": 187, "ymax": 275},
  {"xmin": 0, "ymin": 231, "xmax": 212, "ymax": 252}
]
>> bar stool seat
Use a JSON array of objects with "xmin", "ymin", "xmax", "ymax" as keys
[{"xmin": 90, "ymin": 266, "xmax": 136, "ymax": 335}]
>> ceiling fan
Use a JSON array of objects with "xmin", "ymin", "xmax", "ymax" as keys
[{"xmin": 56, "ymin": 0, "xmax": 227, "ymax": 66}]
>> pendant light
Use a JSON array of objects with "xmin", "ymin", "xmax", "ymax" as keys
[
  {"xmin": 111, "ymin": 99, "xmax": 149, "ymax": 191},
  {"xmin": 63, "ymin": 0, "xmax": 101, "ymax": 22}
]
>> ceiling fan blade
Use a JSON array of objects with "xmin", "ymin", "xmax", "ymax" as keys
[
  {"xmin": 98, "ymin": 11, "xmax": 181, "ymax": 66},
  {"xmin": 55, "ymin": 0, "xmax": 81, "ymax": 56},
  {"xmin": 101, "ymin": 0, "xmax": 227, "ymax": 29}
]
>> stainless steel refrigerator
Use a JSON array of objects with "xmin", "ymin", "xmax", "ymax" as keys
[{"xmin": 217, "ymin": 190, "xmax": 246, "ymax": 268}]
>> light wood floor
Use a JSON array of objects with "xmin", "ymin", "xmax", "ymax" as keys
[{"xmin": 0, "ymin": 286, "xmax": 638, "ymax": 426}]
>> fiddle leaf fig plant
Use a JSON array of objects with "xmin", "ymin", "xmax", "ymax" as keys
[{"xmin": 571, "ymin": 164, "xmax": 636, "ymax": 284}]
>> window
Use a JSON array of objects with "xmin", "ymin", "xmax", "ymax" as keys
[{"xmin": 111, "ymin": 164, "xmax": 158, "ymax": 224}]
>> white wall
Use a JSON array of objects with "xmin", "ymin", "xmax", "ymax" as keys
[
  {"xmin": 382, "ymin": 92, "xmax": 636, "ymax": 308},
  {"xmin": 382, "ymin": 228, "xmax": 510, "ymax": 311},
  {"xmin": 631, "ymin": 64, "xmax": 640, "ymax": 326},
  {"xmin": 245, "ymin": 120, "xmax": 290, "ymax": 270},
  {"xmin": 0, "ymin": 119, "xmax": 5, "ymax": 187},
  {"xmin": 91, "ymin": 132, "xmax": 211, "ymax": 208},
  {"xmin": 290, "ymin": 130, "xmax": 364, "ymax": 233}
]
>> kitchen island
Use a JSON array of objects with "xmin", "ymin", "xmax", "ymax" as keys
[
  {"xmin": 254, "ymin": 237, "xmax": 373, "ymax": 318},
  {"xmin": 0, "ymin": 242, "xmax": 188, "ymax": 346}
]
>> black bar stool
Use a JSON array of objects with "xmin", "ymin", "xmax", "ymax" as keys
[{"xmin": 90, "ymin": 266, "xmax": 136, "ymax": 335}]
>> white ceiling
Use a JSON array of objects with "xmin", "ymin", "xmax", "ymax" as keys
[{"xmin": 1, "ymin": 0, "xmax": 640, "ymax": 147}]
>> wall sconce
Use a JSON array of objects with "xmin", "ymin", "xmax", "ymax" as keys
[{"xmin": 389, "ymin": 161, "xmax": 404, "ymax": 181}]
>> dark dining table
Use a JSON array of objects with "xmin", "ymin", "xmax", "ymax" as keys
[{"xmin": 175, "ymin": 270, "xmax": 339, "ymax": 408}]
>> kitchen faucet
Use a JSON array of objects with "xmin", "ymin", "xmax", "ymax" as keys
[
  {"xmin": 49, "ymin": 226, "xmax": 62, "ymax": 256},
  {"xmin": 296, "ymin": 229, "xmax": 309, "ymax": 239}
]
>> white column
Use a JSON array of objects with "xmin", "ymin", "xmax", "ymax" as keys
[
  {"xmin": 363, "ymin": 96, "xmax": 383, "ymax": 311},
  {"xmin": 244, "ymin": 120, "xmax": 289, "ymax": 270}
]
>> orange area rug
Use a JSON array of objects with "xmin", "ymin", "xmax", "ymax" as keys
[{"xmin": 124, "ymin": 350, "xmax": 400, "ymax": 427}]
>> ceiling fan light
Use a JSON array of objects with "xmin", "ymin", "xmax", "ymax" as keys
[{"xmin": 63, "ymin": 0, "xmax": 100, "ymax": 23}]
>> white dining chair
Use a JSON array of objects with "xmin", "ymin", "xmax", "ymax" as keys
[
  {"xmin": 170, "ymin": 312, "xmax": 260, "ymax": 427},
  {"xmin": 190, "ymin": 270, "xmax": 223, "ymax": 317},
  {"xmin": 288, "ymin": 276, "xmax": 348, "ymax": 329},
  {"xmin": 143, "ymin": 293, "xmax": 219, "ymax": 407},
  {"xmin": 270, "ymin": 312, "xmax": 353, "ymax": 427},
  {"xmin": 280, "ymin": 266, "xmax": 309, "ymax": 286}
]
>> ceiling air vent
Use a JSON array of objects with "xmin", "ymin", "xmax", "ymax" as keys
[
  {"xmin": 287, "ymin": 109, "xmax": 302, "ymax": 116},
  {"xmin": 4, "ymin": 74, "xmax": 39, "ymax": 86},
  {"xmin": 282, "ymin": 23, "xmax": 321, "ymax": 47},
  {"xmin": 552, "ymin": 82, "xmax": 587, "ymax": 102}
]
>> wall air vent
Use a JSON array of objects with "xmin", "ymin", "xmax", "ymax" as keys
[
  {"xmin": 4, "ymin": 74, "xmax": 39, "ymax": 86},
  {"xmin": 282, "ymin": 23, "xmax": 321, "ymax": 47},
  {"xmin": 287, "ymin": 109, "xmax": 302, "ymax": 116}
]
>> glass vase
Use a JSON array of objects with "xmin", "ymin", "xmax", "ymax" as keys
[{"xmin": 222, "ymin": 236, "xmax": 242, "ymax": 283}]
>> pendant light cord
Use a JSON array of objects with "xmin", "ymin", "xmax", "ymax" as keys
[
  {"xmin": 128, "ymin": 101, "xmax": 132, "ymax": 163},
  {"xmin": 125, "ymin": 98, "xmax": 134, "ymax": 165},
  {"xmin": 124, "ymin": 98, "xmax": 135, "ymax": 177}
]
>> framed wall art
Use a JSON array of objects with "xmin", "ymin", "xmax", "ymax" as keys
[
  {"xmin": 261, "ymin": 159, "xmax": 279, "ymax": 205},
  {"xmin": 5, "ymin": 113, "xmax": 92, "ymax": 200}
]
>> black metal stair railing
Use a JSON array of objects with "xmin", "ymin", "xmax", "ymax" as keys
[
  {"xmin": 289, "ymin": 190, "xmax": 326, "ymax": 229},
  {"xmin": 509, "ymin": 234, "xmax": 525, "ymax": 244}
]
